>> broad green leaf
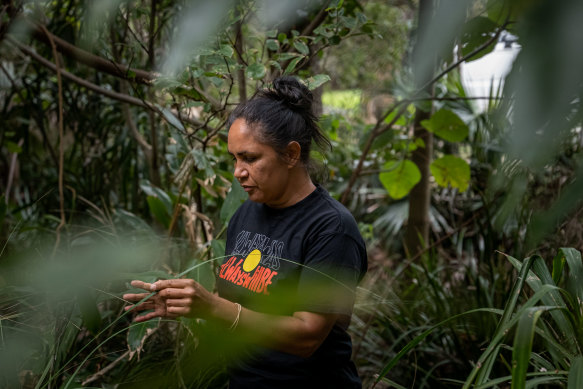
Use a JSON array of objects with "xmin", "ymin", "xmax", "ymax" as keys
[
  {"xmin": 219, "ymin": 44, "xmax": 234, "ymax": 58},
  {"xmin": 6, "ymin": 141, "xmax": 22, "ymax": 153},
  {"xmin": 220, "ymin": 178, "xmax": 247, "ymax": 223},
  {"xmin": 329, "ymin": 35, "xmax": 341, "ymax": 45},
  {"xmin": 147, "ymin": 196, "xmax": 171, "ymax": 228},
  {"xmin": 421, "ymin": 109, "xmax": 469, "ymax": 142},
  {"xmin": 379, "ymin": 160, "xmax": 421, "ymax": 200},
  {"xmin": 191, "ymin": 149, "xmax": 215, "ymax": 178},
  {"xmin": 140, "ymin": 182, "xmax": 173, "ymax": 214},
  {"xmin": 77, "ymin": 290, "xmax": 102, "ymax": 335},
  {"xmin": 210, "ymin": 239, "xmax": 226, "ymax": 260},
  {"xmin": 245, "ymin": 63, "xmax": 266, "ymax": 80},
  {"xmin": 277, "ymin": 32, "xmax": 287, "ymax": 43},
  {"xmin": 293, "ymin": 40, "xmax": 309, "ymax": 55},
  {"xmin": 127, "ymin": 320, "xmax": 158, "ymax": 352},
  {"xmin": 182, "ymin": 257, "xmax": 216, "ymax": 291},
  {"xmin": 306, "ymin": 74, "xmax": 330, "ymax": 90},
  {"xmin": 266, "ymin": 39, "xmax": 279, "ymax": 51},
  {"xmin": 460, "ymin": 16, "xmax": 499, "ymax": 62},
  {"xmin": 568, "ymin": 356, "xmax": 583, "ymax": 389},
  {"xmin": 430, "ymin": 155, "xmax": 470, "ymax": 192}
]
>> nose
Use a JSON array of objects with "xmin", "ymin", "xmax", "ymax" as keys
[{"xmin": 234, "ymin": 162, "xmax": 248, "ymax": 180}]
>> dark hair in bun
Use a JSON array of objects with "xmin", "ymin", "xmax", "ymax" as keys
[{"xmin": 227, "ymin": 76, "xmax": 331, "ymax": 167}]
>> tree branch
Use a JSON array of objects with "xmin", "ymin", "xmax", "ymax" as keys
[
  {"xmin": 8, "ymin": 37, "xmax": 211, "ymax": 132},
  {"xmin": 28, "ymin": 20, "xmax": 157, "ymax": 84}
]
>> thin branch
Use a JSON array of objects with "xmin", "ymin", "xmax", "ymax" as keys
[
  {"xmin": 8, "ymin": 37, "xmax": 210, "ymax": 132},
  {"xmin": 81, "ymin": 350, "xmax": 130, "ymax": 386},
  {"xmin": 28, "ymin": 20, "xmax": 157, "ymax": 84}
]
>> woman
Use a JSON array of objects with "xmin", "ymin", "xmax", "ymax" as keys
[{"xmin": 124, "ymin": 76, "xmax": 367, "ymax": 388}]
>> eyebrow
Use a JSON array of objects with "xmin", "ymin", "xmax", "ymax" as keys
[{"xmin": 228, "ymin": 150, "xmax": 252, "ymax": 157}]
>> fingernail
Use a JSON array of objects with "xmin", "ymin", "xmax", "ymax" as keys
[{"xmin": 150, "ymin": 283, "xmax": 157, "ymax": 291}]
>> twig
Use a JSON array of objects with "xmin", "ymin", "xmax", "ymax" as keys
[
  {"xmin": 81, "ymin": 350, "xmax": 130, "ymax": 386},
  {"xmin": 7, "ymin": 37, "xmax": 210, "ymax": 130}
]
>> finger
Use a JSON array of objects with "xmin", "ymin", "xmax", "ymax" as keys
[
  {"xmin": 133, "ymin": 311, "xmax": 162, "ymax": 322},
  {"xmin": 130, "ymin": 280, "xmax": 155, "ymax": 291},
  {"xmin": 125, "ymin": 302, "xmax": 155, "ymax": 312},
  {"xmin": 152, "ymin": 278, "xmax": 195, "ymax": 291},
  {"xmin": 158, "ymin": 288, "xmax": 194, "ymax": 299},
  {"xmin": 167, "ymin": 306, "xmax": 190, "ymax": 316},
  {"xmin": 166, "ymin": 298, "xmax": 192, "ymax": 307},
  {"xmin": 123, "ymin": 293, "xmax": 152, "ymax": 302}
]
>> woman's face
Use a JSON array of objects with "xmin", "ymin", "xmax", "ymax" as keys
[{"xmin": 227, "ymin": 119, "xmax": 291, "ymax": 207}]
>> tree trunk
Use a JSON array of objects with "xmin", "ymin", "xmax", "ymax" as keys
[{"xmin": 405, "ymin": 0, "xmax": 435, "ymax": 257}]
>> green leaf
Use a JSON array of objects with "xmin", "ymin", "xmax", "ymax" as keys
[
  {"xmin": 568, "ymin": 356, "xmax": 583, "ymax": 389},
  {"xmin": 77, "ymin": 290, "xmax": 102, "ymax": 335},
  {"xmin": 245, "ymin": 63, "xmax": 266, "ymax": 80},
  {"xmin": 306, "ymin": 74, "xmax": 330, "ymax": 90},
  {"xmin": 329, "ymin": 35, "xmax": 341, "ymax": 45},
  {"xmin": 266, "ymin": 39, "xmax": 279, "ymax": 51},
  {"xmin": 460, "ymin": 16, "xmax": 499, "ymax": 62},
  {"xmin": 277, "ymin": 32, "xmax": 287, "ymax": 43},
  {"xmin": 220, "ymin": 178, "xmax": 247, "ymax": 223},
  {"xmin": 421, "ymin": 109, "xmax": 469, "ymax": 142},
  {"xmin": 430, "ymin": 155, "xmax": 471, "ymax": 192},
  {"xmin": 219, "ymin": 44, "xmax": 234, "ymax": 58},
  {"xmin": 210, "ymin": 239, "xmax": 226, "ymax": 261},
  {"xmin": 127, "ymin": 320, "xmax": 158, "ymax": 352},
  {"xmin": 6, "ymin": 141, "xmax": 22, "ymax": 154},
  {"xmin": 182, "ymin": 258, "xmax": 216, "ymax": 291},
  {"xmin": 379, "ymin": 160, "xmax": 421, "ymax": 200},
  {"xmin": 147, "ymin": 196, "xmax": 171, "ymax": 228},
  {"xmin": 158, "ymin": 106, "xmax": 185, "ymax": 132},
  {"xmin": 284, "ymin": 56, "xmax": 303, "ymax": 75},
  {"xmin": 191, "ymin": 149, "xmax": 215, "ymax": 178},
  {"xmin": 140, "ymin": 181, "xmax": 173, "ymax": 213},
  {"xmin": 511, "ymin": 307, "xmax": 547, "ymax": 389},
  {"xmin": 266, "ymin": 29, "xmax": 277, "ymax": 38},
  {"xmin": 293, "ymin": 40, "xmax": 309, "ymax": 55}
]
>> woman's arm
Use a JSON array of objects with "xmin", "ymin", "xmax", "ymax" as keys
[{"xmin": 123, "ymin": 279, "xmax": 338, "ymax": 358}]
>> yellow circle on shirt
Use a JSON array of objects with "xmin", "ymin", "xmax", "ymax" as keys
[{"xmin": 242, "ymin": 249, "xmax": 261, "ymax": 272}]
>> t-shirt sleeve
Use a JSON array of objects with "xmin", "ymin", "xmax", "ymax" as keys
[{"xmin": 294, "ymin": 232, "xmax": 365, "ymax": 316}]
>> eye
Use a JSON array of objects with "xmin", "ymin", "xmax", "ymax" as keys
[{"xmin": 244, "ymin": 156, "xmax": 257, "ymax": 163}]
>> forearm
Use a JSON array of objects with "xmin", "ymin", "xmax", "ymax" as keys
[{"xmin": 210, "ymin": 296, "xmax": 337, "ymax": 358}]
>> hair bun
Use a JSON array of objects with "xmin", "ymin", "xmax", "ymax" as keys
[{"xmin": 271, "ymin": 76, "xmax": 313, "ymax": 111}]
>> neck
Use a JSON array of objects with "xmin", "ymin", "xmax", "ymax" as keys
[{"xmin": 268, "ymin": 168, "xmax": 315, "ymax": 208}]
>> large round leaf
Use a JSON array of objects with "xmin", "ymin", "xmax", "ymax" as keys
[
  {"xmin": 379, "ymin": 160, "xmax": 421, "ymax": 200},
  {"xmin": 245, "ymin": 63, "xmax": 266, "ymax": 80},
  {"xmin": 430, "ymin": 155, "xmax": 471, "ymax": 192},
  {"xmin": 421, "ymin": 109, "xmax": 469, "ymax": 142}
]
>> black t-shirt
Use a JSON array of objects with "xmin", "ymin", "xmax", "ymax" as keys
[{"xmin": 217, "ymin": 185, "xmax": 367, "ymax": 388}]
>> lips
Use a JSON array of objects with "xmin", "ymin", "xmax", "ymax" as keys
[{"xmin": 242, "ymin": 186, "xmax": 254, "ymax": 193}]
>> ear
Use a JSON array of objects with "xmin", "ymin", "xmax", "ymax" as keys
[{"xmin": 284, "ymin": 141, "xmax": 302, "ymax": 168}]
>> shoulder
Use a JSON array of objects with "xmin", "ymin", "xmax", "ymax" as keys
[{"xmin": 300, "ymin": 187, "xmax": 364, "ymax": 252}]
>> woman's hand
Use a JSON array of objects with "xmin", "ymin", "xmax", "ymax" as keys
[{"xmin": 123, "ymin": 279, "xmax": 216, "ymax": 322}]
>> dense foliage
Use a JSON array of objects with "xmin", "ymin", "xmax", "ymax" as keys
[{"xmin": 1, "ymin": 0, "xmax": 583, "ymax": 388}]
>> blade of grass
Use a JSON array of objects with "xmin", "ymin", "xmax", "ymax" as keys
[
  {"xmin": 511, "ymin": 306, "xmax": 561, "ymax": 389},
  {"xmin": 374, "ymin": 307, "xmax": 503, "ymax": 386},
  {"xmin": 568, "ymin": 356, "xmax": 583, "ymax": 389}
]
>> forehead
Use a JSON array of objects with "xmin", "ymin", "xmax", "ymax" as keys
[{"xmin": 227, "ymin": 119, "xmax": 266, "ymax": 153}]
